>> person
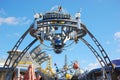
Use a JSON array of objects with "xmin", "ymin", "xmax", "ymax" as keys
[
  {"xmin": 55, "ymin": 77, "xmax": 58, "ymax": 80},
  {"xmin": 12, "ymin": 71, "xmax": 16, "ymax": 80},
  {"xmin": 117, "ymin": 74, "xmax": 120, "ymax": 80},
  {"xmin": 20, "ymin": 72, "xmax": 24, "ymax": 80}
]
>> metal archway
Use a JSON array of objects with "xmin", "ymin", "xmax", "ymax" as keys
[
  {"xmin": 2, "ymin": 24, "xmax": 39, "ymax": 80},
  {"xmin": 79, "ymin": 24, "xmax": 114, "ymax": 80},
  {"xmin": 2, "ymin": 6, "xmax": 115, "ymax": 80}
]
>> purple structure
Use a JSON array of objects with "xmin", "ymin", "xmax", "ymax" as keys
[{"xmin": 111, "ymin": 59, "xmax": 120, "ymax": 66}]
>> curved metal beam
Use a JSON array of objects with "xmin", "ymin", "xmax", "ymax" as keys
[
  {"xmin": 80, "ymin": 38, "xmax": 111, "ymax": 79},
  {"xmin": 80, "ymin": 38, "xmax": 106, "ymax": 68},
  {"xmin": 3, "ymin": 24, "xmax": 34, "ymax": 68},
  {"xmin": 11, "ymin": 38, "xmax": 37, "ymax": 71},
  {"xmin": 80, "ymin": 24, "xmax": 114, "ymax": 80},
  {"xmin": 5, "ymin": 38, "xmax": 37, "ymax": 80},
  {"xmin": 81, "ymin": 24, "xmax": 114, "ymax": 70}
]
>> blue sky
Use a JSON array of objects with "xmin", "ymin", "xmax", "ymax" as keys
[{"xmin": 0, "ymin": 0, "xmax": 120, "ymax": 70}]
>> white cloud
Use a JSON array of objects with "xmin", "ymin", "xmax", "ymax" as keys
[
  {"xmin": 114, "ymin": 32, "xmax": 120, "ymax": 42},
  {"xmin": 0, "ymin": 51, "xmax": 7, "ymax": 64},
  {"xmin": 0, "ymin": 8, "xmax": 31, "ymax": 26},
  {"xmin": 7, "ymin": 32, "xmax": 20, "ymax": 38},
  {"xmin": 0, "ymin": 57, "xmax": 5, "ymax": 66},
  {"xmin": 0, "ymin": 17, "xmax": 18, "ymax": 25},
  {"xmin": 85, "ymin": 62, "xmax": 100, "ymax": 71},
  {"xmin": 0, "ymin": 16, "xmax": 31, "ymax": 26}
]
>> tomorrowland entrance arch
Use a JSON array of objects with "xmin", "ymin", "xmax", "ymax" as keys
[{"xmin": 2, "ymin": 6, "xmax": 115, "ymax": 80}]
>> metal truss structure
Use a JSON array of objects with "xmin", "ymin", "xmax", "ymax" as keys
[{"xmin": 3, "ymin": 6, "xmax": 115, "ymax": 80}]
